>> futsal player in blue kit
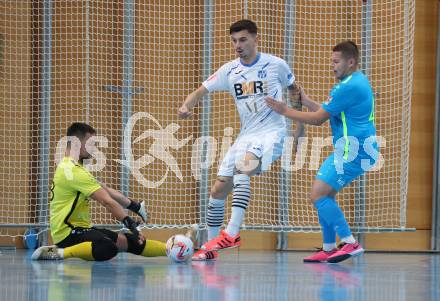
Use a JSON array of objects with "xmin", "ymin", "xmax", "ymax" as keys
[{"xmin": 266, "ymin": 41, "xmax": 379, "ymax": 263}]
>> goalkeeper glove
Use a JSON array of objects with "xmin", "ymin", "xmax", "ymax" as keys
[
  {"xmin": 122, "ymin": 216, "xmax": 140, "ymax": 238},
  {"xmin": 127, "ymin": 200, "xmax": 148, "ymax": 223}
]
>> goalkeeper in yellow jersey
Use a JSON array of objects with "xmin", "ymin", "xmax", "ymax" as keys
[{"xmin": 32, "ymin": 122, "xmax": 166, "ymax": 261}]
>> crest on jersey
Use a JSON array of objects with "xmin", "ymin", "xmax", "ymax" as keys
[{"xmin": 258, "ymin": 70, "xmax": 267, "ymax": 79}]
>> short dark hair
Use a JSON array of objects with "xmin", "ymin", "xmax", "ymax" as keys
[
  {"xmin": 66, "ymin": 122, "xmax": 96, "ymax": 139},
  {"xmin": 230, "ymin": 19, "xmax": 258, "ymax": 35},
  {"xmin": 333, "ymin": 41, "xmax": 359, "ymax": 64}
]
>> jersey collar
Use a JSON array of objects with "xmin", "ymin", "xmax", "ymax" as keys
[
  {"xmin": 339, "ymin": 70, "xmax": 360, "ymax": 83},
  {"xmin": 64, "ymin": 156, "xmax": 80, "ymax": 165},
  {"xmin": 240, "ymin": 52, "xmax": 261, "ymax": 67}
]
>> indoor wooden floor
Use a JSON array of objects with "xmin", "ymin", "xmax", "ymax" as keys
[{"xmin": 1, "ymin": 249, "xmax": 439, "ymax": 301}]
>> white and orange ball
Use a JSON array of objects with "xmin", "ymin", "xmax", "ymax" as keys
[{"xmin": 166, "ymin": 234, "xmax": 194, "ymax": 263}]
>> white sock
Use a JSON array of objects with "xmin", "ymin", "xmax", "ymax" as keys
[
  {"xmin": 208, "ymin": 227, "xmax": 221, "ymax": 241},
  {"xmin": 225, "ymin": 174, "xmax": 250, "ymax": 237},
  {"xmin": 226, "ymin": 207, "xmax": 245, "ymax": 237},
  {"xmin": 341, "ymin": 235, "xmax": 356, "ymax": 244},
  {"xmin": 323, "ymin": 243, "xmax": 337, "ymax": 251}
]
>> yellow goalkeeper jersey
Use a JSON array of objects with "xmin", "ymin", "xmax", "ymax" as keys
[{"xmin": 50, "ymin": 157, "xmax": 101, "ymax": 244}]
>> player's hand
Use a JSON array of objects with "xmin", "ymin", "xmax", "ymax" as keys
[
  {"xmin": 265, "ymin": 96, "xmax": 288, "ymax": 115},
  {"xmin": 292, "ymin": 138, "xmax": 299, "ymax": 153},
  {"xmin": 291, "ymin": 83, "xmax": 302, "ymax": 110},
  {"xmin": 178, "ymin": 104, "xmax": 193, "ymax": 119},
  {"xmin": 136, "ymin": 200, "xmax": 147, "ymax": 223},
  {"xmin": 127, "ymin": 200, "xmax": 148, "ymax": 223},
  {"xmin": 299, "ymin": 87, "xmax": 308, "ymax": 101},
  {"xmin": 122, "ymin": 216, "xmax": 143, "ymax": 244}
]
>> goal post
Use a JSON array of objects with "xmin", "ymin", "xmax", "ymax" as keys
[{"xmin": 0, "ymin": 0, "xmax": 415, "ymax": 240}]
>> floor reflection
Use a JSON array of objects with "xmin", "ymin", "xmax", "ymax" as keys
[{"xmin": 0, "ymin": 250, "xmax": 439, "ymax": 301}]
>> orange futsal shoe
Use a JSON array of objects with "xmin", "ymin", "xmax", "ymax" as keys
[
  {"xmin": 201, "ymin": 230, "xmax": 241, "ymax": 252},
  {"xmin": 303, "ymin": 248, "xmax": 338, "ymax": 263},
  {"xmin": 192, "ymin": 249, "xmax": 219, "ymax": 261},
  {"xmin": 327, "ymin": 242, "xmax": 364, "ymax": 263}
]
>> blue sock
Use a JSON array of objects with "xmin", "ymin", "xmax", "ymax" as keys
[
  {"xmin": 314, "ymin": 196, "xmax": 352, "ymax": 240},
  {"xmin": 317, "ymin": 210, "xmax": 336, "ymax": 248}
]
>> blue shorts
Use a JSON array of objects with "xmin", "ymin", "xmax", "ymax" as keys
[{"xmin": 316, "ymin": 153, "xmax": 374, "ymax": 192}]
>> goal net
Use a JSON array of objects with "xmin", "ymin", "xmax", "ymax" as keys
[{"xmin": 0, "ymin": 0, "xmax": 414, "ymax": 238}]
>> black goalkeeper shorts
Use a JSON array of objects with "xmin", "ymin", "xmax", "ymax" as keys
[{"xmin": 56, "ymin": 227, "xmax": 118, "ymax": 248}]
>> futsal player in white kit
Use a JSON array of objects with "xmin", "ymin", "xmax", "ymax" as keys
[{"xmin": 178, "ymin": 19, "xmax": 304, "ymax": 261}]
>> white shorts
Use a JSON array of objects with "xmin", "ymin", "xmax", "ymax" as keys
[{"xmin": 217, "ymin": 130, "xmax": 285, "ymax": 177}]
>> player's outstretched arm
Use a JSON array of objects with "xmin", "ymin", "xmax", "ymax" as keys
[
  {"xmin": 178, "ymin": 85, "xmax": 209, "ymax": 119},
  {"xmin": 91, "ymin": 188, "xmax": 131, "ymax": 221},
  {"xmin": 287, "ymin": 83, "xmax": 302, "ymax": 111},
  {"xmin": 293, "ymin": 121, "xmax": 305, "ymax": 152},
  {"xmin": 299, "ymin": 89, "xmax": 321, "ymax": 112},
  {"xmin": 287, "ymin": 83, "xmax": 306, "ymax": 151},
  {"xmin": 91, "ymin": 188, "xmax": 145, "ymax": 244},
  {"xmin": 98, "ymin": 181, "xmax": 147, "ymax": 222},
  {"xmin": 99, "ymin": 181, "xmax": 129, "ymax": 206},
  {"xmin": 265, "ymin": 96, "xmax": 330, "ymax": 126}
]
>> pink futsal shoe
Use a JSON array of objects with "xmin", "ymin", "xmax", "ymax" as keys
[
  {"xmin": 303, "ymin": 248, "xmax": 338, "ymax": 263},
  {"xmin": 201, "ymin": 230, "xmax": 241, "ymax": 252},
  {"xmin": 327, "ymin": 242, "xmax": 364, "ymax": 263},
  {"xmin": 192, "ymin": 249, "xmax": 219, "ymax": 261}
]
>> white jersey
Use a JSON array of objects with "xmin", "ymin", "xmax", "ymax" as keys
[{"xmin": 202, "ymin": 52, "xmax": 295, "ymax": 135}]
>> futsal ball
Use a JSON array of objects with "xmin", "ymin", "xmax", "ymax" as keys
[{"xmin": 166, "ymin": 234, "xmax": 194, "ymax": 263}]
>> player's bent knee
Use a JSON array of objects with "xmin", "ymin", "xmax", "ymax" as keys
[
  {"xmin": 234, "ymin": 165, "xmax": 260, "ymax": 177},
  {"xmin": 311, "ymin": 194, "xmax": 327, "ymax": 204},
  {"xmin": 309, "ymin": 192, "xmax": 318, "ymax": 204},
  {"xmin": 310, "ymin": 189, "xmax": 327, "ymax": 204},
  {"xmin": 210, "ymin": 177, "xmax": 231, "ymax": 199},
  {"xmin": 234, "ymin": 157, "xmax": 261, "ymax": 176},
  {"xmin": 310, "ymin": 190, "xmax": 337, "ymax": 204},
  {"xmin": 234, "ymin": 169, "xmax": 253, "ymax": 176},
  {"xmin": 92, "ymin": 239, "xmax": 118, "ymax": 261},
  {"xmin": 124, "ymin": 233, "xmax": 146, "ymax": 255},
  {"xmin": 210, "ymin": 187, "xmax": 225, "ymax": 199}
]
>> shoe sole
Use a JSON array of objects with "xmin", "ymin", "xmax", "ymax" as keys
[
  {"xmin": 192, "ymin": 251, "xmax": 218, "ymax": 261},
  {"xmin": 192, "ymin": 257, "xmax": 217, "ymax": 262},
  {"xmin": 303, "ymin": 259, "xmax": 327, "ymax": 263},
  {"xmin": 31, "ymin": 249, "xmax": 42, "ymax": 260},
  {"xmin": 202, "ymin": 244, "xmax": 240, "ymax": 252},
  {"xmin": 327, "ymin": 248, "xmax": 364, "ymax": 263}
]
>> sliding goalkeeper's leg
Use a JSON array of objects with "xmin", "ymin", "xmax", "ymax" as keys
[
  {"xmin": 123, "ymin": 232, "xmax": 166, "ymax": 257},
  {"xmin": 32, "ymin": 240, "xmax": 118, "ymax": 261},
  {"xmin": 32, "ymin": 228, "xmax": 119, "ymax": 261},
  {"xmin": 31, "ymin": 245, "xmax": 62, "ymax": 260}
]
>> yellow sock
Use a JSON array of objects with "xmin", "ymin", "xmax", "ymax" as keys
[
  {"xmin": 141, "ymin": 240, "xmax": 166, "ymax": 257},
  {"xmin": 63, "ymin": 242, "xmax": 95, "ymax": 261}
]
